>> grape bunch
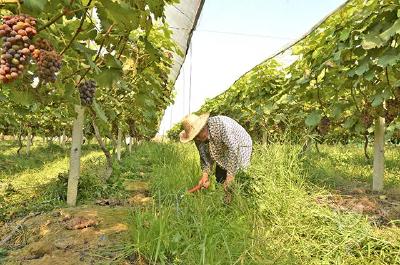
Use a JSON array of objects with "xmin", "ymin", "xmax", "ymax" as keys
[
  {"xmin": 78, "ymin": 80, "xmax": 96, "ymax": 106},
  {"xmin": 317, "ymin": 116, "xmax": 330, "ymax": 135},
  {"xmin": 394, "ymin": 87, "xmax": 400, "ymax": 99},
  {"xmin": 360, "ymin": 108, "xmax": 373, "ymax": 129},
  {"xmin": 385, "ymin": 99, "xmax": 400, "ymax": 124},
  {"xmin": 32, "ymin": 38, "xmax": 53, "ymax": 60},
  {"xmin": 37, "ymin": 50, "xmax": 62, "ymax": 83},
  {"xmin": 0, "ymin": 14, "xmax": 37, "ymax": 83},
  {"xmin": 32, "ymin": 38, "xmax": 62, "ymax": 83},
  {"xmin": 35, "ymin": 38, "xmax": 52, "ymax": 51}
]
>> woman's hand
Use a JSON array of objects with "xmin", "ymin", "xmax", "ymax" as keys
[
  {"xmin": 223, "ymin": 175, "xmax": 234, "ymax": 191},
  {"xmin": 198, "ymin": 172, "xmax": 210, "ymax": 189}
]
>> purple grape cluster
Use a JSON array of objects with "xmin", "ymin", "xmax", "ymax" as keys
[
  {"xmin": 360, "ymin": 108, "xmax": 373, "ymax": 129},
  {"xmin": 32, "ymin": 38, "xmax": 53, "ymax": 60},
  {"xmin": 317, "ymin": 116, "xmax": 330, "ymax": 135},
  {"xmin": 78, "ymin": 80, "xmax": 96, "ymax": 106},
  {"xmin": 385, "ymin": 99, "xmax": 400, "ymax": 124},
  {"xmin": 37, "ymin": 50, "xmax": 62, "ymax": 83}
]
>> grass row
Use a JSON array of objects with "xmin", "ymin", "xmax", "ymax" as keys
[
  {"xmin": 1, "ymin": 140, "xmax": 400, "ymax": 264},
  {"xmin": 119, "ymin": 142, "xmax": 400, "ymax": 264}
]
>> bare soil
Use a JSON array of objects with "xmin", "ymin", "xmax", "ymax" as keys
[
  {"xmin": 315, "ymin": 186, "xmax": 400, "ymax": 227},
  {"xmin": 0, "ymin": 180, "xmax": 152, "ymax": 265}
]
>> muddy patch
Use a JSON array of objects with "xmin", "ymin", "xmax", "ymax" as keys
[
  {"xmin": 123, "ymin": 180, "xmax": 149, "ymax": 193},
  {"xmin": 0, "ymin": 206, "xmax": 140, "ymax": 265},
  {"xmin": 0, "ymin": 179, "xmax": 153, "ymax": 265},
  {"xmin": 94, "ymin": 180, "xmax": 154, "ymax": 208},
  {"xmin": 315, "ymin": 187, "xmax": 400, "ymax": 226}
]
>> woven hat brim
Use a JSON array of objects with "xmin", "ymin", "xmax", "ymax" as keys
[{"xmin": 179, "ymin": 113, "xmax": 210, "ymax": 143}]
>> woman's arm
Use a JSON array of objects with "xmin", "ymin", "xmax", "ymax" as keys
[{"xmin": 194, "ymin": 140, "xmax": 214, "ymax": 187}]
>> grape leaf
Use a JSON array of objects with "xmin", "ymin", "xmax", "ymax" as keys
[
  {"xmin": 305, "ymin": 110, "xmax": 322, "ymax": 127},
  {"xmin": 361, "ymin": 34, "xmax": 384, "ymax": 49},
  {"xmin": 348, "ymin": 57, "xmax": 369, "ymax": 77},
  {"xmin": 104, "ymin": 54, "xmax": 122, "ymax": 69},
  {"xmin": 93, "ymin": 101, "xmax": 108, "ymax": 122},
  {"xmin": 377, "ymin": 48, "xmax": 400, "ymax": 67},
  {"xmin": 380, "ymin": 18, "xmax": 400, "ymax": 41},
  {"xmin": 100, "ymin": 0, "xmax": 140, "ymax": 29},
  {"xmin": 94, "ymin": 68, "xmax": 122, "ymax": 88},
  {"xmin": 22, "ymin": 0, "xmax": 47, "ymax": 13},
  {"xmin": 147, "ymin": 0, "xmax": 165, "ymax": 19},
  {"xmin": 343, "ymin": 116, "xmax": 358, "ymax": 129},
  {"xmin": 339, "ymin": 28, "xmax": 351, "ymax": 41},
  {"xmin": 9, "ymin": 90, "xmax": 35, "ymax": 106}
]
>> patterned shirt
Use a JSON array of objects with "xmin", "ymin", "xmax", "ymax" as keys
[{"xmin": 195, "ymin": 116, "xmax": 252, "ymax": 176}]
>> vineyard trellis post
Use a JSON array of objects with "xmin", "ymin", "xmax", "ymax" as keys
[
  {"xmin": 26, "ymin": 127, "xmax": 32, "ymax": 155},
  {"xmin": 67, "ymin": 105, "xmax": 85, "ymax": 206},
  {"xmin": 61, "ymin": 129, "xmax": 66, "ymax": 147},
  {"xmin": 117, "ymin": 126, "xmax": 122, "ymax": 161},
  {"xmin": 373, "ymin": 116, "xmax": 385, "ymax": 192}
]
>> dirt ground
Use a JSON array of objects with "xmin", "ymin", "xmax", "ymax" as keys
[
  {"xmin": 2, "ymin": 179, "xmax": 399, "ymax": 264},
  {"xmin": 0, "ymin": 180, "xmax": 152, "ymax": 265},
  {"xmin": 315, "ymin": 186, "xmax": 400, "ymax": 227}
]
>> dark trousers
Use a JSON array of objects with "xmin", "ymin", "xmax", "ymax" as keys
[{"xmin": 215, "ymin": 164, "xmax": 227, "ymax": 183}]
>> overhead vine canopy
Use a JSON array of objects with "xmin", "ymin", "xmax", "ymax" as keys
[
  {"xmin": 198, "ymin": 0, "xmax": 400, "ymax": 142},
  {"xmin": 0, "ymin": 0, "xmax": 204, "ymax": 140},
  {"xmin": 0, "ymin": 0, "xmax": 205, "ymax": 206}
]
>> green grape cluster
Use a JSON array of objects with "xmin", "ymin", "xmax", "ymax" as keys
[{"xmin": 0, "ymin": 14, "xmax": 37, "ymax": 83}]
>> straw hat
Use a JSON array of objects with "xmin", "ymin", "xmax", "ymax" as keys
[{"xmin": 179, "ymin": 113, "xmax": 210, "ymax": 143}]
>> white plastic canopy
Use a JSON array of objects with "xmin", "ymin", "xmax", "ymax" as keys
[{"xmin": 164, "ymin": 0, "xmax": 205, "ymax": 83}]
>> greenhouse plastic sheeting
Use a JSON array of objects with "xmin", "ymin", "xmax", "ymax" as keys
[{"xmin": 165, "ymin": 0, "xmax": 204, "ymax": 83}]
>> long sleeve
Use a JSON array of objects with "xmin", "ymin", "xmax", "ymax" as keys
[
  {"xmin": 222, "ymin": 130, "xmax": 240, "ymax": 176},
  {"xmin": 211, "ymin": 125, "xmax": 239, "ymax": 176},
  {"xmin": 207, "ymin": 116, "xmax": 253, "ymax": 177},
  {"xmin": 195, "ymin": 140, "xmax": 214, "ymax": 174}
]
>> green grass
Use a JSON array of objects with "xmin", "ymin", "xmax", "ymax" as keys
[
  {"xmin": 1, "ymin": 140, "xmax": 400, "ymax": 264},
  {"xmin": 304, "ymin": 143, "xmax": 400, "ymax": 190},
  {"xmin": 121, "ymin": 143, "xmax": 264, "ymax": 264},
  {"xmin": 0, "ymin": 141, "xmax": 122, "ymax": 222},
  {"xmin": 118, "ymin": 142, "xmax": 400, "ymax": 265},
  {"xmin": 245, "ymin": 144, "xmax": 400, "ymax": 264}
]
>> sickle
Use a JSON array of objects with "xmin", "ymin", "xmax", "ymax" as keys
[{"xmin": 187, "ymin": 184, "xmax": 202, "ymax": 193}]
